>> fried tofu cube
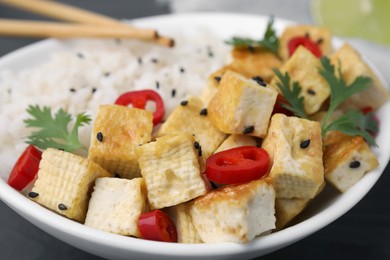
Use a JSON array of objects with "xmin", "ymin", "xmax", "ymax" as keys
[
  {"xmin": 278, "ymin": 25, "xmax": 332, "ymax": 61},
  {"xmin": 188, "ymin": 179, "xmax": 275, "ymax": 243},
  {"xmin": 88, "ymin": 105, "xmax": 153, "ymax": 179},
  {"xmin": 213, "ymin": 134, "xmax": 257, "ymax": 154},
  {"xmin": 230, "ymin": 47, "xmax": 283, "ymax": 82},
  {"xmin": 156, "ymin": 97, "xmax": 226, "ymax": 160},
  {"xmin": 30, "ymin": 148, "xmax": 111, "ymax": 222},
  {"xmin": 208, "ymin": 70, "xmax": 278, "ymax": 138},
  {"xmin": 136, "ymin": 134, "xmax": 209, "ymax": 209},
  {"xmin": 271, "ymin": 46, "xmax": 330, "ymax": 115},
  {"xmin": 331, "ymin": 43, "xmax": 389, "ymax": 111},
  {"xmin": 165, "ymin": 203, "xmax": 202, "ymax": 243},
  {"xmin": 324, "ymin": 131, "xmax": 379, "ymax": 192},
  {"xmin": 262, "ymin": 114, "xmax": 324, "ymax": 199},
  {"xmin": 84, "ymin": 177, "xmax": 148, "ymax": 237}
]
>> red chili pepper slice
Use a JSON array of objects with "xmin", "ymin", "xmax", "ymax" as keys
[
  {"xmin": 205, "ymin": 146, "xmax": 270, "ymax": 185},
  {"xmin": 115, "ymin": 90, "xmax": 165, "ymax": 126},
  {"xmin": 272, "ymin": 94, "xmax": 294, "ymax": 116},
  {"xmin": 288, "ymin": 36, "xmax": 322, "ymax": 58},
  {"xmin": 7, "ymin": 145, "xmax": 42, "ymax": 191},
  {"xmin": 138, "ymin": 209, "xmax": 178, "ymax": 243}
]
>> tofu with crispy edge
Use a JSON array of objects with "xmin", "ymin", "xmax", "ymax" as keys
[
  {"xmin": 271, "ymin": 46, "xmax": 330, "ymax": 115},
  {"xmin": 208, "ymin": 70, "xmax": 278, "ymax": 138},
  {"xmin": 262, "ymin": 114, "xmax": 324, "ymax": 199},
  {"xmin": 324, "ymin": 131, "xmax": 379, "ymax": 192},
  {"xmin": 30, "ymin": 148, "xmax": 111, "ymax": 222},
  {"xmin": 213, "ymin": 134, "xmax": 257, "ymax": 154},
  {"xmin": 278, "ymin": 25, "xmax": 332, "ymax": 61},
  {"xmin": 165, "ymin": 203, "xmax": 202, "ymax": 243},
  {"xmin": 156, "ymin": 96, "xmax": 226, "ymax": 160},
  {"xmin": 136, "ymin": 134, "xmax": 209, "ymax": 209},
  {"xmin": 188, "ymin": 179, "xmax": 275, "ymax": 243},
  {"xmin": 88, "ymin": 105, "xmax": 153, "ymax": 179},
  {"xmin": 84, "ymin": 177, "xmax": 148, "ymax": 237},
  {"xmin": 331, "ymin": 43, "xmax": 389, "ymax": 111}
]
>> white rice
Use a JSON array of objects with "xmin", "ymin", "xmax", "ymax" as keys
[{"xmin": 0, "ymin": 29, "xmax": 230, "ymax": 179}]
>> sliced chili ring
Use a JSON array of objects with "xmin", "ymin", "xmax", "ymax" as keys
[
  {"xmin": 138, "ymin": 209, "xmax": 178, "ymax": 243},
  {"xmin": 288, "ymin": 36, "xmax": 322, "ymax": 58},
  {"xmin": 205, "ymin": 146, "xmax": 270, "ymax": 185},
  {"xmin": 7, "ymin": 145, "xmax": 42, "ymax": 191},
  {"xmin": 115, "ymin": 89, "xmax": 165, "ymax": 126}
]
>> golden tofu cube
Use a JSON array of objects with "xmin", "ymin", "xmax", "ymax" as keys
[
  {"xmin": 84, "ymin": 177, "xmax": 148, "ymax": 237},
  {"xmin": 230, "ymin": 47, "xmax": 283, "ymax": 82},
  {"xmin": 278, "ymin": 25, "xmax": 332, "ymax": 61},
  {"xmin": 262, "ymin": 114, "xmax": 324, "ymax": 199},
  {"xmin": 213, "ymin": 134, "xmax": 257, "ymax": 154},
  {"xmin": 324, "ymin": 131, "xmax": 379, "ymax": 192},
  {"xmin": 208, "ymin": 70, "xmax": 278, "ymax": 138},
  {"xmin": 188, "ymin": 179, "xmax": 275, "ymax": 243},
  {"xmin": 156, "ymin": 97, "xmax": 226, "ymax": 160},
  {"xmin": 271, "ymin": 46, "xmax": 330, "ymax": 115},
  {"xmin": 331, "ymin": 43, "xmax": 389, "ymax": 111},
  {"xmin": 136, "ymin": 134, "xmax": 209, "ymax": 209},
  {"xmin": 30, "ymin": 148, "xmax": 111, "ymax": 222},
  {"xmin": 88, "ymin": 105, "xmax": 153, "ymax": 179},
  {"xmin": 165, "ymin": 203, "xmax": 203, "ymax": 243}
]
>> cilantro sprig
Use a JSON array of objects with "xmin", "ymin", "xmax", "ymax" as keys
[
  {"xmin": 24, "ymin": 105, "xmax": 91, "ymax": 152},
  {"xmin": 225, "ymin": 16, "xmax": 279, "ymax": 54},
  {"xmin": 273, "ymin": 57, "xmax": 377, "ymax": 146}
]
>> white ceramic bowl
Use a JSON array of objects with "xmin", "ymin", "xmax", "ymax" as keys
[{"xmin": 0, "ymin": 13, "xmax": 389, "ymax": 260}]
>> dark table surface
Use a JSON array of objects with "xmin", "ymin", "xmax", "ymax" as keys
[{"xmin": 0, "ymin": 1, "xmax": 389, "ymax": 259}]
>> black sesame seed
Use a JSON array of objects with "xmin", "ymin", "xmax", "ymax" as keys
[
  {"xmin": 307, "ymin": 89, "xmax": 316, "ymax": 95},
  {"xmin": 305, "ymin": 32, "xmax": 310, "ymax": 38},
  {"xmin": 171, "ymin": 89, "xmax": 176, "ymax": 98},
  {"xmin": 243, "ymin": 126, "xmax": 255, "ymax": 135},
  {"xmin": 252, "ymin": 76, "xmax": 267, "ymax": 87},
  {"xmin": 137, "ymin": 57, "xmax": 142, "ymax": 65},
  {"xmin": 180, "ymin": 67, "xmax": 185, "ymax": 73},
  {"xmin": 77, "ymin": 52, "xmax": 84, "ymax": 59},
  {"xmin": 210, "ymin": 181, "xmax": 218, "ymax": 189},
  {"xmin": 7, "ymin": 88, "xmax": 11, "ymax": 94},
  {"xmin": 92, "ymin": 87, "xmax": 97, "ymax": 94},
  {"xmin": 208, "ymin": 51, "xmax": 214, "ymax": 58},
  {"xmin": 156, "ymin": 81, "xmax": 160, "ymax": 89},
  {"xmin": 115, "ymin": 39, "xmax": 122, "ymax": 45},
  {"xmin": 58, "ymin": 204, "xmax": 68, "ymax": 211},
  {"xmin": 97, "ymin": 132, "xmax": 103, "ymax": 142},
  {"xmin": 180, "ymin": 100, "xmax": 188, "ymax": 106},
  {"xmin": 28, "ymin": 192, "xmax": 39, "ymax": 198},
  {"xmin": 69, "ymin": 88, "xmax": 76, "ymax": 93},
  {"xmin": 300, "ymin": 139, "xmax": 311, "ymax": 149},
  {"xmin": 58, "ymin": 148, "xmax": 64, "ymax": 151},
  {"xmin": 194, "ymin": 142, "xmax": 202, "ymax": 157},
  {"xmin": 349, "ymin": 160, "xmax": 361, "ymax": 169},
  {"xmin": 104, "ymin": 72, "xmax": 111, "ymax": 77},
  {"xmin": 214, "ymin": 76, "xmax": 222, "ymax": 82},
  {"xmin": 248, "ymin": 46, "xmax": 255, "ymax": 53},
  {"xmin": 200, "ymin": 108, "xmax": 208, "ymax": 116},
  {"xmin": 114, "ymin": 173, "xmax": 121, "ymax": 178},
  {"xmin": 317, "ymin": 38, "xmax": 324, "ymax": 44},
  {"xmin": 151, "ymin": 58, "xmax": 158, "ymax": 63}
]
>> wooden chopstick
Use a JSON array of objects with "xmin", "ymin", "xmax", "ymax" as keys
[
  {"xmin": 0, "ymin": 19, "xmax": 157, "ymax": 40},
  {"xmin": 0, "ymin": 0, "xmax": 174, "ymax": 47}
]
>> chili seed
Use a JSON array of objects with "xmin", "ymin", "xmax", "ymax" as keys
[
  {"xmin": 252, "ymin": 76, "xmax": 267, "ymax": 87},
  {"xmin": 307, "ymin": 89, "xmax": 316, "ymax": 95},
  {"xmin": 171, "ymin": 89, "xmax": 176, "ymax": 98},
  {"xmin": 300, "ymin": 139, "xmax": 311, "ymax": 149},
  {"xmin": 200, "ymin": 108, "xmax": 208, "ymax": 116},
  {"xmin": 180, "ymin": 100, "xmax": 188, "ymax": 106},
  {"xmin": 28, "ymin": 192, "xmax": 39, "ymax": 198},
  {"xmin": 97, "ymin": 132, "xmax": 103, "ymax": 142},
  {"xmin": 243, "ymin": 126, "xmax": 255, "ymax": 135},
  {"xmin": 58, "ymin": 204, "xmax": 68, "ymax": 211},
  {"xmin": 214, "ymin": 76, "xmax": 222, "ymax": 82},
  {"xmin": 349, "ymin": 160, "xmax": 361, "ymax": 169},
  {"xmin": 156, "ymin": 81, "xmax": 160, "ymax": 89}
]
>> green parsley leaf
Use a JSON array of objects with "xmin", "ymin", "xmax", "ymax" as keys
[
  {"xmin": 225, "ymin": 16, "xmax": 279, "ymax": 54},
  {"xmin": 24, "ymin": 105, "xmax": 91, "ymax": 152},
  {"xmin": 273, "ymin": 68, "xmax": 308, "ymax": 119}
]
